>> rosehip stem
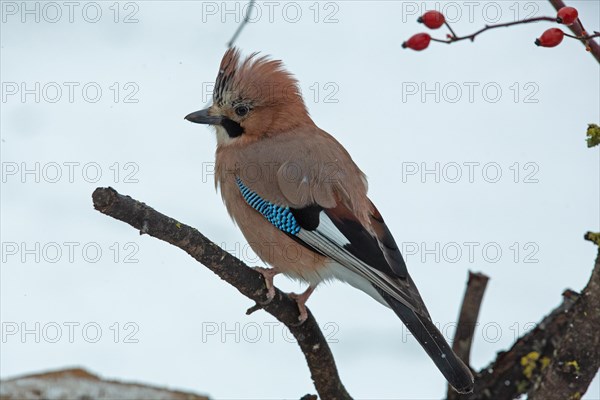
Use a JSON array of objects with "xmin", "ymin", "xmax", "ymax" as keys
[
  {"xmin": 431, "ymin": 16, "xmax": 557, "ymax": 44},
  {"xmin": 564, "ymin": 32, "xmax": 600, "ymax": 40},
  {"xmin": 430, "ymin": 38, "xmax": 453, "ymax": 44},
  {"xmin": 444, "ymin": 21, "xmax": 458, "ymax": 39}
]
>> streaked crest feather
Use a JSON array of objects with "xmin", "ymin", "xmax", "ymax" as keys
[{"xmin": 214, "ymin": 47, "xmax": 305, "ymax": 109}]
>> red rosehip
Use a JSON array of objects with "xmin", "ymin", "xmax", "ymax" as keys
[
  {"xmin": 402, "ymin": 33, "xmax": 431, "ymax": 51},
  {"xmin": 535, "ymin": 28, "xmax": 564, "ymax": 47},
  {"xmin": 418, "ymin": 10, "xmax": 445, "ymax": 29},
  {"xmin": 556, "ymin": 6, "xmax": 578, "ymax": 25}
]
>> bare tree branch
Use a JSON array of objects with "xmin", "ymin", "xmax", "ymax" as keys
[
  {"xmin": 529, "ymin": 241, "xmax": 600, "ymax": 399},
  {"xmin": 462, "ymin": 247, "xmax": 600, "ymax": 399},
  {"xmin": 91, "ymin": 187, "xmax": 351, "ymax": 400},
  {"xmin": 453, "ymin": 272, "xmax": 491, "ymax": 366},
  {"xmin": 466, "ymin": 289, "xmax": 580, "ymax": 399},
  {"xmin": 447, "ymin": 272, "xmax": 490, "ymax": 400}
]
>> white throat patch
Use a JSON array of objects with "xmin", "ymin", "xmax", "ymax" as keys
[{"xmin": 215, "ymin": 125, "xmax": 235, "ymax": 146}]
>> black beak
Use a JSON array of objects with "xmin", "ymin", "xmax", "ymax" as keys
[{"xmin": 185, "ymin": 108, "xmax": 222, "ymax": 125}]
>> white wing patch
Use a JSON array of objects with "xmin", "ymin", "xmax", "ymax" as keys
[{"xmin": 315, "ymin": 213, "xmax": 350, "ymax": 247}]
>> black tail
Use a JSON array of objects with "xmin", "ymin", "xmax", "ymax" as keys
[{"xmin": 382, "ymin": 293, "xmax": 474, "ymax": 394}]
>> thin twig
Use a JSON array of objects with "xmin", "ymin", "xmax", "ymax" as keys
[
  {"xmin": 444, "ymin": 21, "xmax": 458, "ymax": 39},
  {"xmin": 447, "ymin": 272, "xmax": 489, "ymax": 400},
  {"xmin": 226, "ymin": 0, "xmax": 256, "ymax": 48},
  {"xmin": 91, "ymin": 187, "xmax": 351, "ymax": 400},
  {"xmin": 563, "ymin": 32, "xmax": 600, "ymax": 40},
  {"xmin": 430, "ymin": 17, "xmax": 558, "ymax": 44},
  {"xmin": 427, "ymin": 11, "xmax": 599, "ymax": 63}
]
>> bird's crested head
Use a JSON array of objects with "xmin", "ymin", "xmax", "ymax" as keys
[{"xmin": 186, "ymin": 48, "xmax": 313, "ymax": 145}]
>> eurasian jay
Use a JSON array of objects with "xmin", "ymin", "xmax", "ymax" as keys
[{"xmin": 185, "ymin": 48, "xmax": 474, "ymax": 394}]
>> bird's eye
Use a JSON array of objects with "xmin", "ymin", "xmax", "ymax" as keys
[{"xmin": 235, "ymin": 105, "xmax": 250, "ymax": 117}]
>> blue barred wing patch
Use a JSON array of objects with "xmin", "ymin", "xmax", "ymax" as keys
[{"xmin": 236, "ymin": 177, "xmax": 301, "ymax": 235}]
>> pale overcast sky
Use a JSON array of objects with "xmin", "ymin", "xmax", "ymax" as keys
[{"xmin": 1, "ymin": 1, "xmax": 599, "ymax": 399}]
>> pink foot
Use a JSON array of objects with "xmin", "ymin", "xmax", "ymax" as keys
[
  {"xmin": 288, "ymin": 286, "xmax": 316, "ymax": 323},
  {"xmin": 253, "ymin": 266, "xmax": 280, "ymax": 303}
]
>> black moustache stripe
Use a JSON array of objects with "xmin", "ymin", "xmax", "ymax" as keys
[{"xmin": 221, "ymin": 118, "xmax": 244, "ymax": 138}]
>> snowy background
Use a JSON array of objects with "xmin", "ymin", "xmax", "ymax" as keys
[{"xmin": 1, "ymin": 1, "xmax": 599, "ymax": 398}]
